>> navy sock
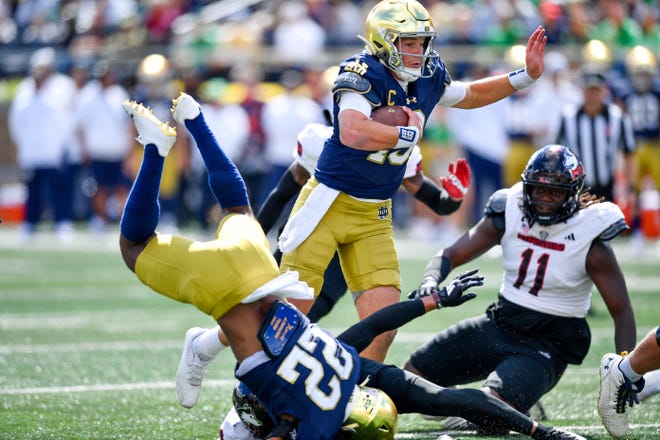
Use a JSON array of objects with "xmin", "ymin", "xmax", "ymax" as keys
[
  {"xmin": 120, "ymin": 145, "xmax": 163, "ymax": 242},
  {"xmin": 184, "ymin": 113, "xmax": 249, "ymax": 209}
]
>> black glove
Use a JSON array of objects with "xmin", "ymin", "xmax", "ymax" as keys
[{"xmin": 411, "ymin": 269, "xmax": 483, "ymax": 308}]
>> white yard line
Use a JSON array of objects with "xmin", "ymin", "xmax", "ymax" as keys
[{"xmin": 1, "ymin": 379, "xmax": 234, "ymax": 395}]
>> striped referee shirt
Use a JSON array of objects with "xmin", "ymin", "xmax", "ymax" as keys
[{"xmin": 554, "ymin": 102, "xmax": 635, "ymax": 190}]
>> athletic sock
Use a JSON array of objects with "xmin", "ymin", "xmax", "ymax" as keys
[
  {"xmin": 192, "ymin": 326, "xmax": 227, "ymax": 361},
  {"xmin": 619, "ymin": 356, "xmax": 643, "ymax": 382},
  {"xmin": 120, "ymin": 145, "xmax": 163, "ymax": 242},
  {"xmin": 183, "ymin": 113, "xmax": 248, "ymax": 209}
]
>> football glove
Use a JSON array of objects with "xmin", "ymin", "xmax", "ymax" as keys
[
  {"xmin": 409, "ymin": 269, "xmax": 483, "ymax": 308},
  {"xmin": 440, "ymin": 158, "xmax": 471, "ymax": 201}
]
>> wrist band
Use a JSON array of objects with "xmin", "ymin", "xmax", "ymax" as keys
[
  {"xmin": 395, "ymin": 125, "xmax": 419, "ymax": 149},
  {"xmin": 508, "ymin": 68, "xmax": 536, "ymax": 90}
]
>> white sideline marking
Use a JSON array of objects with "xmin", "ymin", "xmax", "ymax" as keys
[
  {"xmin": 0, "ymin": 340, "xmax": 181, "ymax": 354},
  {"xmin": 1, "ymin": 379, "xmax": 234, "ymax": 395}
]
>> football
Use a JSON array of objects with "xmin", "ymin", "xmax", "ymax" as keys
[{"xmin": 371, "ymin": 105, "xmax": 409, "ymax": 126}]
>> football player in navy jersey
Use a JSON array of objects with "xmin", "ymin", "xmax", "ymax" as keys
[
  {"xmin": 403, "ymin": 145, "xmax": 637, "ymax": 434},
  {"xmin": 616, "ymin": 46, "xmax": 660, "ymax": 194},
  {"xmin": 277, "ymin": 0, "xmax": 547, "ymax": 362},
  {"xmin": 220, "ymin": 277, "xmax": 590, "ymax": 440},
  {"xmin": 176, "ymin": 122, "xmax": 470, "ymax": 409}
]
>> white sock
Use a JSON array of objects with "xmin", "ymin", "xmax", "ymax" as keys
[
  {"xmin": 618, "ymin": 356, "xmax": 643, "ymax": 382},
  {"xmin": 192, "ymin": 326, "xmax": 227, "ymax": 361}
]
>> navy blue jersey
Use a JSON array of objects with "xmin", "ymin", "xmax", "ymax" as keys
[
  {"xmin": 237, "ymin": 305, "xmax": 361, "ymax": 440},
  {"xmin": 621, "ymin": 89, "xmax": 660, "ymax": 140},
  {"xmin": 315, "ymin": 52, "xmax": 450, "ymax": 200}
]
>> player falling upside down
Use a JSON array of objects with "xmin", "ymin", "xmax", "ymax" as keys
[
  {"xmin": 120, "ymin": 93, "xmax": 587, "ymax": 440},
  {"xmin": 217, "ymin": 271, "xmax": 589, "ymax": 440},
  {"xmin": 403, "ymin": 145, "xmax": 638, "ymax": 434},
  {"xmin": 176, "ymin": 120, "xmax": 471, "ymax": 409}
]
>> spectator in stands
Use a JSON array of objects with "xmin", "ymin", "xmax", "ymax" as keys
[
  {"xmin": 446, "ymin": 64, "xmax": 509, "ymax": 225},
  {"xmin": 75, "ymin": 60, "xmax": 133, "ymax": 232},
  {"xmin": 8, "ymin": 47, "xmax": 77, "ymax": 241},
  {"xmin": 261, "ymin": 68, "xmax": 325, "ymax": 210},
  {"xmin": 271, "ymin": 1, "xmax": 326, "ymax": 62}
]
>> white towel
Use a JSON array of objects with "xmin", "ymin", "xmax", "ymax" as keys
[
  {"xmin": 278, "ymin": 182, "xmax": 339, "ymax": 253},
  {"xmin": 241, "ymin": 270, "xmax": 314, "ymax": 303}
]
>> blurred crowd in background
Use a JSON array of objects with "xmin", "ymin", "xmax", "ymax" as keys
[{"xmin": 0, "ymin": 0, "xmax": 659, "ymax": 247}]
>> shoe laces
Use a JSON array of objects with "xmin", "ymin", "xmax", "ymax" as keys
[
  {"xmin": 615, "ymin": 375, "xmax": 645, "ymax": 413},
  {"xmin": 187, "ymin": 355, "xmax": 209, "ymax": 386}
]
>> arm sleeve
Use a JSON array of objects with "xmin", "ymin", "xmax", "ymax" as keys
[
  {"xmin": 414, "ymin": 177, "xmax": 462, "ymax": 215},
  {"xmin": 337, "ymin": 299, "xmax": 426, "ymax": 352},
  {"xmin": 256, "ymin": 169, "xmax": 302, "ymax": 233}
]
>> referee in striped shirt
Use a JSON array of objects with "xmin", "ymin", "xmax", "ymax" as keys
[{"xmin": 554, "ymin": 69, "xmax": 637, "ymax": 202}]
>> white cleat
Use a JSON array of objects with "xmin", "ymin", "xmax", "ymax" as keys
[
  {"xmin": 171, "ymin": 92, "xmax": 201, "ymax": 125},
  {"xmin": 598, "ymin": 353, "xmax": 629, "ymax": 438},
  {"xmin": 122, "ymin": 100, "xmax": 176, "ymax": 157},
  {"xmin": 176, "ymin": 327, "xmax": 210, "ymax": 408}
]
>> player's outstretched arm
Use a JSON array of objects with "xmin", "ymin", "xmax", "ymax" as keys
[
  {"xmin": 454, "ymin": 26, "xmax": 546, "ymax": 109},
  {"xmin": 404, "ymin": 158, "xmax": 471, "ymax": 214},
  {"xmin": 338, "ymin": 270, "xmax": 482, "ymax": 353}
]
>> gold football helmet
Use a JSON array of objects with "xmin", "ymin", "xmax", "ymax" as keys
[
  {"xmin": 359, "ymin": 0, "xmax": 438, "ymax": 82},
  {"xmin": 625, "ymin": 46, "xmax": 657, "ymax": 92},
  {"xmin": 339, "ymin": 386, "xmax": 398, "ymax": 440},
  {"xmin": 625, "ymin": 45, "xmax": 657, "ymax": 74}
]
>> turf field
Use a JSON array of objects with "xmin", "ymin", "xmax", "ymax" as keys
[{"xmin": 1, "ymin": 227, "xmax": 659, "ymax": 439}]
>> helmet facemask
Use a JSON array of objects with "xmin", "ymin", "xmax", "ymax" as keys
[
  {"xmin": 232, "ymin": 382, "xmax": 274, "ymax": 437},
  {"xmin": 360, "ymin": 0, "xmax": 439, "ymax": 82},
  {"xmin": 521, "ymin": 145, "xmax": 585, "ymax": 226}
]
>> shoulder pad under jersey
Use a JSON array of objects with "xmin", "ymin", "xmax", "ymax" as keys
[
  {"xmin": 333, "ymin": 71, "xmax": 381, "ymax": 107},
  {"xmin": 484, "ymin": 188, "xmax": 509, "ymax": 230},
  {"xmin": 598, "ymin": 218, "xmax": 629, "ymax": 241}
]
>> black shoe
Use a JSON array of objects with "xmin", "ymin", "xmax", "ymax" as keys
[
  {"xmin": 535, "ymin": 427, "xmax": 587, "ymax": 440},
  {"xmin": 442, "ymin": 417, "xmax": 509, "ymax": 436}
]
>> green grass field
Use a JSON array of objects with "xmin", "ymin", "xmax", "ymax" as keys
[{"xmin": 1, "ymin": 228, "xmax": 659, "ymax": 439}]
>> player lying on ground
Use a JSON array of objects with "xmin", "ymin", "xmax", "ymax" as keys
[{"xmin": 219, "ymin": 272, "xmax": 588, "ymax": 440}]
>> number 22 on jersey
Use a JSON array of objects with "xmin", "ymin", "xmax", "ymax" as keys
[{"xmin": 276, "ymin": 326, "xmax": 355, "ymax": 410}]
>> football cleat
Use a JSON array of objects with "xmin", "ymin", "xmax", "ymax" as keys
[
  {"xmin": 597, "ymin": 352, "xmax": 644, "ymax": 438},
  {"xmin": 171, "ymin": 92, "xmax": 201, "ymax": 126},
  {"xmin": 442, "ymin": 416, "xmax": 509, "ymax": 436},
  {"xmin": 122, "ymin": 100, "xmax": 176, "ymax": 157},
  {"xmin": 542, "ymin": 428, "xmax": 587, "ymax": 440},
  {"xmin": 176, "ymin": 327, "xmax": 210, "ymax": 408}
]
